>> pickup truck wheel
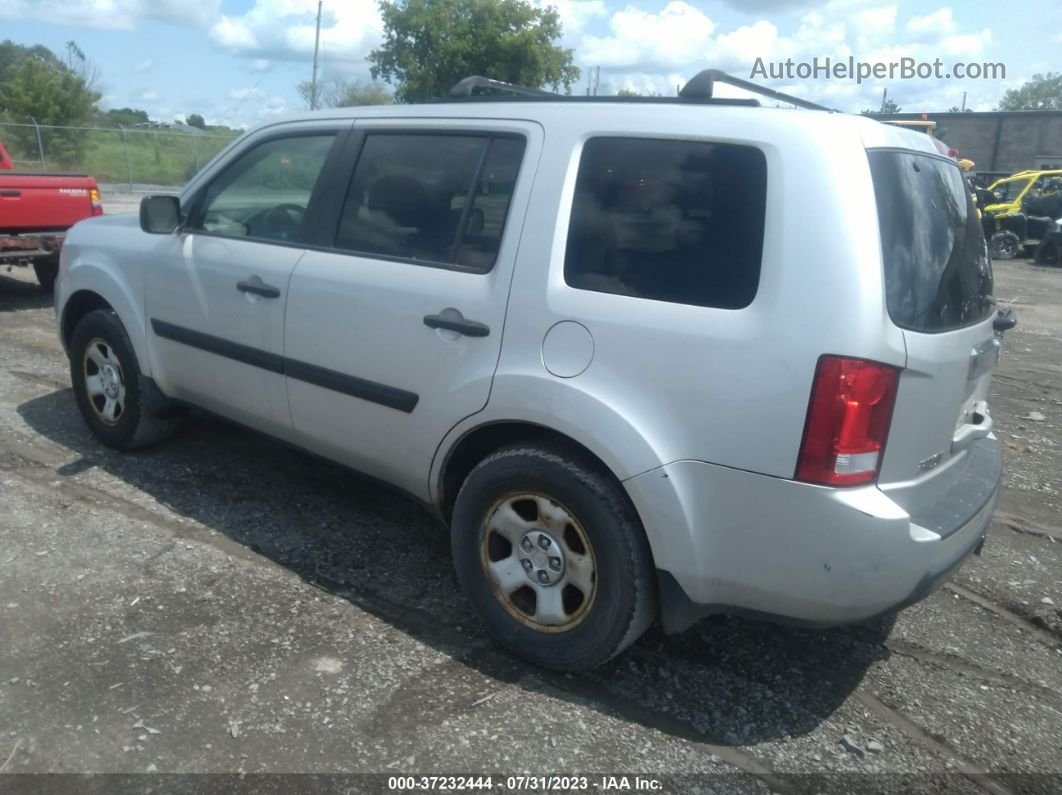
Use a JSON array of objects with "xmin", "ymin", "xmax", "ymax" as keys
[
  {"xmin": 451, "ymin": 445, "xmax": 656, "ymax": 671},
  {"xmin": 33, "ymin": 255, "xmax": 59, "ymax": 291},
  {"xmin": 70, "ymin": 309, "xmax": 177, "ymax": 450}
]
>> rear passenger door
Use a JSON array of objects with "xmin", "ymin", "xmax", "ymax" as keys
[{"xmin": 283, "ymin": 120, "xmax": 540, "ymax": 497}]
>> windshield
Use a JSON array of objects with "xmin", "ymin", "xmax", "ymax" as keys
[{"xmin": 870, "ymin": 150, "xmax": 993, "ymax": 333}]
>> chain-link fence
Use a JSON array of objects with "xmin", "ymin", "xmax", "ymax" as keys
[{"xmin": 0, "ymin": 121, "xmax": 241, "ymax": 188}]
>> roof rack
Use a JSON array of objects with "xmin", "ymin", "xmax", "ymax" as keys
[
  {"xmin": 680, "ymin": 69, "xmax": 833, "ymax": 112},
  {"xmin": 443, "ymin": 70, "xmax": 831, "ymax": 111},
  {"xmin": 449, "ymin": 76, "xmax": 557, "ymax": 98}
]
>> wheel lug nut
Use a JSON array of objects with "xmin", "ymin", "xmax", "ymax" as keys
[
  {"xmin": 537, "ymin": 535, "xmax": 551, "ymax": 549},
  {"xmin": 520, "ymin": 538, "xmax": 533, "ymax": 552},
  {"xmin": 521, "ymin": 559, "xmax": 533, "ymax": 572},
  {"xmin": 537, "ymin": 571, "xmax": 550, "ymax": 584},
  {"xmin": 548, "ymin": 557, "xmax": 561, "ymax": 571}
]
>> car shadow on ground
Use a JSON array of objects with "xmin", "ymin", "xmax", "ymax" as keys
[
  {"xmin": 18, "ymin": 388, "xmax": 889, "ymax": 748},
  {"xmin": 0, "ymin": 272, "xmax": 52, "ymax": 311}
]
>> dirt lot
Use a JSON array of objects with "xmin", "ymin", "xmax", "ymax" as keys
[{"xmin": 1, "ymin": 257, "xmax": 1060, "ymax": 794}]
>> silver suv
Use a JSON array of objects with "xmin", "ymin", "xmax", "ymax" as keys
[{"xmin": 54, "ymin": 72, "xmax": 1009, "ymax": 670}]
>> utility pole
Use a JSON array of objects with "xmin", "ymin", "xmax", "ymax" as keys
[
  {"xmin": 961, "ymin": 91, "xmax": 967, "ymax": 112},
  {"xmin": 310, "ymin": 0, "xmax": 323, "ymax": 110},
  {"xmin": 880, "ymin": 87, "xmax": 888, "ymax": 113}
]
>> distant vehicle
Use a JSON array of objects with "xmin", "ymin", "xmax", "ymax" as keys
[
  {"xmin": 54, "ymin": 71, "xmax": 1008, "ymax": 670},
  {"xmin": 0, "ymin": 140, "xmax": 104, "ymax": 290},
  {"xmin": 981, "ymin": 170, "xmax": 1062, "ymax": 259}
]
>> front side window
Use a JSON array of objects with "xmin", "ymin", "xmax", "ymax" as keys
[
  {"xmin": 564, "ymin": 137, "xmax": 767, "ymax": 309},
  {"xmin": 193, "ymin": 134, "xmax": 336, "ymax": 243},
  {"xmin": 334, "ymin": 133, "xmax": 526, "ymax": 272}
]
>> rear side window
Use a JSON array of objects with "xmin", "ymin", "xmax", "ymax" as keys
[
  {"xmin": 869, "ymin": 151, "xmax": 993, "ymax": 332},
  {"xmin": 334, "ymin": 134, "xmax": 525, "ymax": 272},
  {"xmin": 564, "ymin": 137, "xmax": 767, "ymax": 309}
]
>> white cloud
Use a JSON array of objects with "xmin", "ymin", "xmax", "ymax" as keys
[
  {"xmin": 0, "ymin": 0, "xmax": 220, "ymax": 29},
  {"xmin": 133, "ymin": 59, "xmax": 153, "ymax": 73},
  {"xmin": 581, "ymin": 2, "xmax": 716, "ymax": 69},
  {"xmin": 260, "ymin": 96, "xmax": 289, "ymax": 117},
  {"xmin": 139, "ymin": 90, "xmax": 159, "ymax": 102},
  {"xmin": 905, "ymin": 7, "xmax": 956, "ymax": 38},
  {"xmin": 939, "ymin": 29, "xmax": 991, "ymax": 57},
  {"xmin": 229, "ymin": 87, "xmax": 266, "ymax": 101},
  {"xmin": 251, "ymin": 58, "xmax": 272, "ymax": 72},
  {"xmin": 569, "ymin": 1, "xmax": 1006, "ymax": 112},
  {"xmin": 539, "ymin": 0, "xmax": 607, "ymax": 41},
  {"xmin": 209, "ymin": 0, "xmax": 382, "ymax": 64}
]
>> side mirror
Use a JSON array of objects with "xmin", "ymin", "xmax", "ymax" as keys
[{"xmin": 140, "ymin": 195, "xmax": 181, "ymax": 234}]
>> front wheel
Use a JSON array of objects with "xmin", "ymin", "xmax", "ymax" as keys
[
  {"xmin": 69, "ymin": 309, "xmax": 178, "ymax": 449},
  {"xmin": 451, "ymin": 444, "xmax": 656, "ymax": 670}
]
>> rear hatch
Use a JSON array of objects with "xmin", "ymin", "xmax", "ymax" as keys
[
  {"xmin": 0, "ymin": 173, "xmax": 99, "ymax": 233},
  {"xmin": 869, "ymin": 149, "xmax": 1001, "ymax": 523}
]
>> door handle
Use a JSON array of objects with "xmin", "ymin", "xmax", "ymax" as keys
[
  {"xmin": 423, "ymin": 311, "xmax": 490, "ymax": 338},
  {"xmin": 237, "ymin": 277, "xmax": 281, "ymax": 299}
]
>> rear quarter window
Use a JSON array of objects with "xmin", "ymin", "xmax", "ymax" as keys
[
  {"xmin": 564, "ymin": 137, "xmax": 767, "ymax": 309},
  {"xmin": 869, "ymin": 150, "xmax": 993, "ymax": 333}
]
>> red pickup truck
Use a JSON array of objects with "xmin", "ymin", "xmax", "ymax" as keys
[{"xmin": 1, "ymin": 140, "xmax": 103, "ymax": 289}]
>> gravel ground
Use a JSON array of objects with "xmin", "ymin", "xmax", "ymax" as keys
[{"xmin": 0, "ymin": 259, "xmax": 1060, "ymax": 794}]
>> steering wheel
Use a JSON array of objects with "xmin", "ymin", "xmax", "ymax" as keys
[{"xmin": 247, "ymin": 202, "xmax": 306, "ymax": 240}]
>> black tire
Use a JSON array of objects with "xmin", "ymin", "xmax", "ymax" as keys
[
  {"xmin": 69, "ymin": 309, "xmax": 178, "ymax": 450},
  {"xmin": 451, "ymin": 444, "xmax": 656, "ymax": 670},
  {"xmin": 33, "ymin": 255, "xmax": 59, "ymax": 291},
  {"xmin": 989, "ymin": 231, "xmax": 1020, "ymax": 260}
]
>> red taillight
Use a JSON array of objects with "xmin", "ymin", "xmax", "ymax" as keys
[
  {"xmin": 90, "ymin": 187, "xmax": 103, "ymax": 216},
  {"xmin": 795, "ymin": 356, "xmax": 900, "ymax": 487}
]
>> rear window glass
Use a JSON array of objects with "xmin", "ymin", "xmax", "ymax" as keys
[
  {"xmin": 869, "ymin": 151, "xmax": 993, "ymax": 332},
  {"xmin": 564, "ymin": 137, "xmax": 766, "ymax": 309},
  {"xmin": 334, "ymin": 134, "xmax": 525, "ymax": 272}
]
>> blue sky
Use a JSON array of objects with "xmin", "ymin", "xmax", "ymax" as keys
[{"xmin": 2, "ymin": 0, "xmax": 1059, "ymax": 128}]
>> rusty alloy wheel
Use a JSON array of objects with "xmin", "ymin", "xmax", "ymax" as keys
[{"xmin": 479, "ymin": 492, "xmax": 598, "ymax": 632}]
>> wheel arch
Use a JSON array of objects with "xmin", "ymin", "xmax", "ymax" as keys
[
  {"xmin": 437, "ymin": 421, "xmax": 625, "ymax": 525},
  {"xmin": 59, "ymin": 258, "xmax": 150, "ymax": 376},
  {"xmin": 61, "ymin": 290, "xmax": 115, "ymax": 354}
]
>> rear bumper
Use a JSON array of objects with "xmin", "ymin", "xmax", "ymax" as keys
[
  {"xmin": 1, "ymin": 232, "xmax": 65, "ymax": 263},
  {"xmin": 624, "ymin": 436, "xmax": 1001, "ymax": 633}
]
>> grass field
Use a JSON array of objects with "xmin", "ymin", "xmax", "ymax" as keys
[{"xmin": 0, "ymin": 123, "xmax": 239, "ymax": 186}]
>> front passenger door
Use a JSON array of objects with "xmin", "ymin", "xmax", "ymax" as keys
[{"xmin": 145, "ymin": 126, "xmax": 345, "ymax": 438}]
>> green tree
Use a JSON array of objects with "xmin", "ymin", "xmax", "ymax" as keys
[
  {"xmin": 369, "ymin": 0, "xmax": 580, "ymax": 103},
  {"xmin": 0, "ymin": 39, "xmax": 65, "ymax": 76},
  {"xmin": 99, "ymin": 107, "xmax": 150, "ymax": 127},
  {"xmin": 0, "ymin": 51, "xmax": 101, "ymax": 164},
  {"xmin": 186, "ymin": 113, "xmax": 207, "ymax": 129},
  {"xmin": 997, "ymin": 72, "xmax": 1062, "ymax": 110},
  {"xmin": 296, "ymin": 77, "xmax": 393, "ymax": 109}
]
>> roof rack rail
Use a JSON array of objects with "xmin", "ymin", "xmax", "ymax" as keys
[
  {"xmin": 449, "ymin": 76, "xmax": 557, "ymax": 98},
  {"xmin": 680, "ymin": 69, "xmax": 833, "ymax": 112}
]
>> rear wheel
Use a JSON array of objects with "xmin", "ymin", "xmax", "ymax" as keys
[
  {"xmin": 70, "ymin": 309, "xmax": 178, "ymax": 449},
  {"xmin": 451, "ymin": 444, "xmax": 656, "ymax": 670},
  {"xmin": 33, "ymin": 254, "xmax": 59, "ymax": 291}
]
